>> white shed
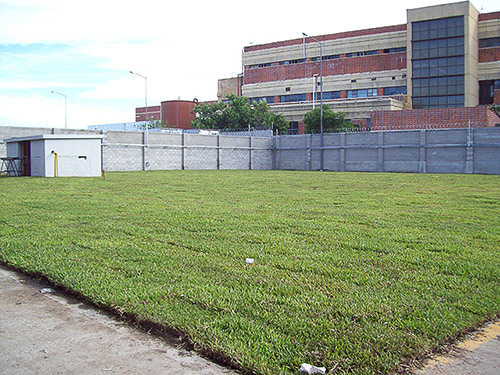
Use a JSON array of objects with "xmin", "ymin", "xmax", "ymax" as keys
[{"xmin": 4, "ymin": 134, "xmax": 103, "ymax": 177}]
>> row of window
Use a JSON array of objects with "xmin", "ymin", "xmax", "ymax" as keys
[
  {"xmin": 279, "ymin": 59, "xmax": 305, "ymax": 65},
  {"xmin": 413, "ymin": 95, "xmax": 464, "ymax": 109},
  {"xmin": 413, "ymin": 37, "xmax": 464, "ymax": 59},
  {"xmin": 250, "ymin": 96, "xmax": 275, "ymax": 104},
  {"xmin": 248, "ymin": 63, "xmax": 272, "ymax": 69},
  {"xmin": 412, "ymin": 16, "xmax": 464, "ymax": 42},
  {"xmin": 347, "ymin": 88, "xmax": 378, "ymax": 98},
  {"xmin": 311, "ymin": 54, "xmax": 340, "ymax": 61},
  {"xmin": 412, "ymin": 56, "xmax": 464, "ymax": 78},
  {"xmin": 346, "ymin": 50, "xmax": 377, "ymax": 57},
  {"xmin": 479, "ymin": 37, "xmax": 500, "ymax": 49},
  {"xmin": 249, "ymin": 86, "xmax": 407, "ymax": 104},
  {"xmin": 246, "ymin": 47, "xmax": 406, "ymax": 69},
  {"xmin": 413, "ymin": 76, "xmax": 464, "ymax": 96}
]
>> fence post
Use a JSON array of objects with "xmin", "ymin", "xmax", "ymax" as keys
[
  {"xmin": 465, "ymin": 122, "xmax": 474, "ymax": 174},
  {"xmin": 143, "ymin": 131, "xmax": 146, "ymax": 171},
  {"xmin": 181, "ymin": 132, "xmax": 185, "ymax": 170},
  {"xmin": 249, "ymin": 136, "xmax": 252, "ymax": 170},
  {"xmin": 419, "ymin": 129, "xmax": 426, "ymax": 173},
  {"xmin": 340, "ymin": 133, "xmax": 346, "ymax": 172},
  {"xmin": 217, "ymin": 134, "xmax": 220, "ymax": 170},
  {"xmin": 307, "ymin": 134, "xmax": 312, "ymax": 171},
  {"xmin": 377, "ymin": 131, "xmax": 384, "ymax": 172}
]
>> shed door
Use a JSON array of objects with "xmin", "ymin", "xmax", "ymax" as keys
[{"xmin": 20, "ymin": 141, "xmax": 31, "ymax": 176}]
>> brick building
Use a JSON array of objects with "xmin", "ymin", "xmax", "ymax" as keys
[
  {"xmin": 242, "ymin": 1, "xmax": 500, "ymax": 132},
  {"xmin": 135, "ymin": 100, "xmax": 196, "ymax": 129}
]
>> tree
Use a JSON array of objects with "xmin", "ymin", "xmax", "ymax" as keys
[
  {"xmin": 303, "ymin": 106, "xmax": 355, "ymax": 133},
  {"xmin": 191, "ymin": 94, "xmax": 289, "ymax": 133},
  {"xmin": 252, "ymin": 99, "xmax": 289, "ymax": 133}
]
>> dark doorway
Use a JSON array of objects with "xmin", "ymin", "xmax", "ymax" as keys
[
  {"xmin": 20, "ymin": 141, "xmax": 31, "ymax": 176},
  {"xmin": 479, "ymin": 81, "xmax": 494, "ymax": 105}
]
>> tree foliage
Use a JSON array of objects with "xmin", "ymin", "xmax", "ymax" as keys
[
  {"xmin": 303, "ymin": 106, "xmax": 355, "ymax": 133},
  {"xmin": 191, "ymin": 94, "xmax": 289, "ymax": 133}
]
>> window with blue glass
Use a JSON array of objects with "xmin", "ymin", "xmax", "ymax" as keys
[
  {"xmin": 279, "ymin": 59, "xmax": 306, "ymax": 65},
  {"xmin": 318, "ymin": 91, "xmax": 341, "ymax": 100},
  {"xmin": 311, "ymin": 55, "xmax": 340, "ymax": 61},
  {"xmin": 280, "ymin": 94, "xmax": 306, "ymax": 103},
  {"xmin": 249, "ymin": 63, "xmax": 272, "ymax": 69},
  {"xmin": 250, "ymin": 96, "xmax": 275, "ymax": 104},
  {"xmin": 411, "ymin": 16, "xmax": 465, "ymax": 109},
  {"xmin": 383, "ymin": 47, "xmax": 407, "ymax": 53},
  {"xmin": 347, "ymin": 89, "xmax": 377, "ymax": 98},
  {"xmin": 346, "ymin": 50, "xmax": 377, "ymax": 57},
  {"xmin": 479, "ymin": 37, "xmax": 500, "ymax": 48},
  {"xmin": 384, "ymin": 86, "xmax": 407, "ymax": 95}
]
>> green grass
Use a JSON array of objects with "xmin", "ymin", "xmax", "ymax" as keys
[{"xmin": 1, "ymin": 171, "xmax": 499, "ymax": 374}]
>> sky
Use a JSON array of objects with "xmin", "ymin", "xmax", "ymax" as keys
[{"xmin": 0, "ymin": 0, "xmax": 498, "ymax": 129}]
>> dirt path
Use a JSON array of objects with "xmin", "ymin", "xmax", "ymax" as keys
[
  {"xmin": 414, "ymin": 320, "xmax": 500, "ymax": 375},
  {"xmin": 0, "ymin": 265, "xmax": 237, "ymax": 375}
]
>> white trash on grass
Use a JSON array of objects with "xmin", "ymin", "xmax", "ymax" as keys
[
  {"xmin": 245, "ymin": 258, "xmax": 254, "ymax": 264},
  {"xmin": 299, "ymin": 363, "xmax": 326, "ymax": 374}
]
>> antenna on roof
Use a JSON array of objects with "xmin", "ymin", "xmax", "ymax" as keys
[{"xmin": 302, "ymin": 33, "xmax": 306, "ymax": 58}]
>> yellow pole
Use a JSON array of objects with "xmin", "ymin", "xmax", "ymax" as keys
[{"xmin": 52, "ymin": 152, "xmax": 58, "ymax": 177}]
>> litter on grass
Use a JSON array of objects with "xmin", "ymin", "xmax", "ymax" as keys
[
  {"xmin": 245, "ymin": 258, "xmax": 255, "ymax": 264},
  {"xmin": 299, "ymin": 363, "xmax": 326, "ymax": 374}
]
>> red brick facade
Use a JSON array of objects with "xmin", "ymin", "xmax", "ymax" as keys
[
  {"xmin": 135, "ymin": 106, "xmax": 161, "ymax": 122},
  {"xmin": 244, "ymin": 24, "xmax": 407, "ymax": 53},
  {"xmin": 244, "ymin": 52, "xmax": 407, "ymax": 85},
  {"xmin": 479, "ymin": 47, "xmax": 500, "ymax": 63},
  {"xmin": 494, "ymin": 90, "xmax": 500, "ymax": 105},
  {"xmin": 369, "ymin": 106, "xmax": 500, "ymax": 130},
  {"xmin": 478, "ymin": 11, "xmax": 500, "ymax": 21},
  {"xmin": 161, "ymin": 101, "xmax": 196, "ymax": 129}
]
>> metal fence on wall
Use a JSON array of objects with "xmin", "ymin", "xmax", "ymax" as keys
[
  {"xmin": 2, "ymin": 125, "xmax": 500, "ymax": 175},
  {"xmin": 274, "ymin": 127, "xmax": 500, "ymax": 174}
]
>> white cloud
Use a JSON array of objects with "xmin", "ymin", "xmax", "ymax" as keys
[{"xmin": 0, "ymin": 94, "xmax": 130, "ymax": 129}]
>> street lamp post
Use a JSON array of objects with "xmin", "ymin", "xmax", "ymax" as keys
[
  {"xmin": 130, "ymin": 71, "xmax": 148, "ymax": 171},
  {"xmin": 302, "ymin": 33, "xmax": 324, "ymax": 171},
  {"xmin": 130, "ymin": 70, "xmax": 148, "ymax": 134},
  {"xmin": 51, "ymin": 91, "xmax": 67, "ymax": 129}
]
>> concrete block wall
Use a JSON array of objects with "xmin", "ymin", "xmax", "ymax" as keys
[
  {"xmin": 2, "ymin": 126, "xmax": 498, "ymax": 175},
  {"xmin": 275, "ymin": 127, "xmax": 500, "ymax": 175}
]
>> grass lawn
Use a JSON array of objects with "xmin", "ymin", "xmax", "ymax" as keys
[{"xmin": 1, "ymin": 170, "xmax": 499, "ymax": 375}]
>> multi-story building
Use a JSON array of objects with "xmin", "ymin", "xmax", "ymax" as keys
[
  {"xmin": 242, "ymin": 1, "xmax": 500, "ymax": 132},
  {"xmin": 217, "ymin": 76, "xmax": 243, "ymax": 102},
  {"xmin": 135, "ymin": 100, "xmax": 196, "ymax": 129}
]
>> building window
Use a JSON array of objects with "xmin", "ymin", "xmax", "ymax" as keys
[
  {"xmin": 384, "ymin": 86, "xmax": 407, "ymax": 95},
  {"xmin": 347, "ymin": 89, "xmax": 377, "ymax": 98},
  {"xmin": 318, "ymin": 91, "xmax": 341, "ymax": 100},
  {"xmin": 346, "ymin": 50, "xmax": 377, "ymax": 57},
  {"xmin": 248, "ymin": 63, "xmax": 273, "ymax": 69},
  {"xmin": 289, "ymin": 121, "xmax": 299, "ymax": 135},
  {"xmin": 412, "ymin": 37, "xmax": 464, "ymax": 59},
  {"xmin": 412, "ymin": 16, "xmax": 464, "ymax": 41},
  {"xmin": 479, "ymin": 37, "xmax": 500, "ymax": 48},
  {"xmin": 250, "ymin": 96, "xmax": 275, "ymax": 104},
  {"xmin": 383, "ymin": 47, "xmax": 407, "ymax": 53},
  {"xmin": 311, "ymin": 54, "xmax": 340, "ymax": 61},
  {"xmin": 279, "ymin": 59, "xmax": 306, "ymax": 65},
  {"xmin": 412, "ymin": 56, "xmax": 464, "ymax": 78},
  {"xmin": 411, "ymin": 16, "xmax": 465, "ymax": 109},
  {"xmin": 280, "ymin": 94, "xmax": 306, "ymax": 103},
  {"xmin": 413, "ymin": 96, "xmax": 464, "ymax": 108}
]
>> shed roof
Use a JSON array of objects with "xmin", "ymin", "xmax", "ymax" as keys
[{"xmin": 4, "ymin": 134, "xmax": 103, "ymax": 143}]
